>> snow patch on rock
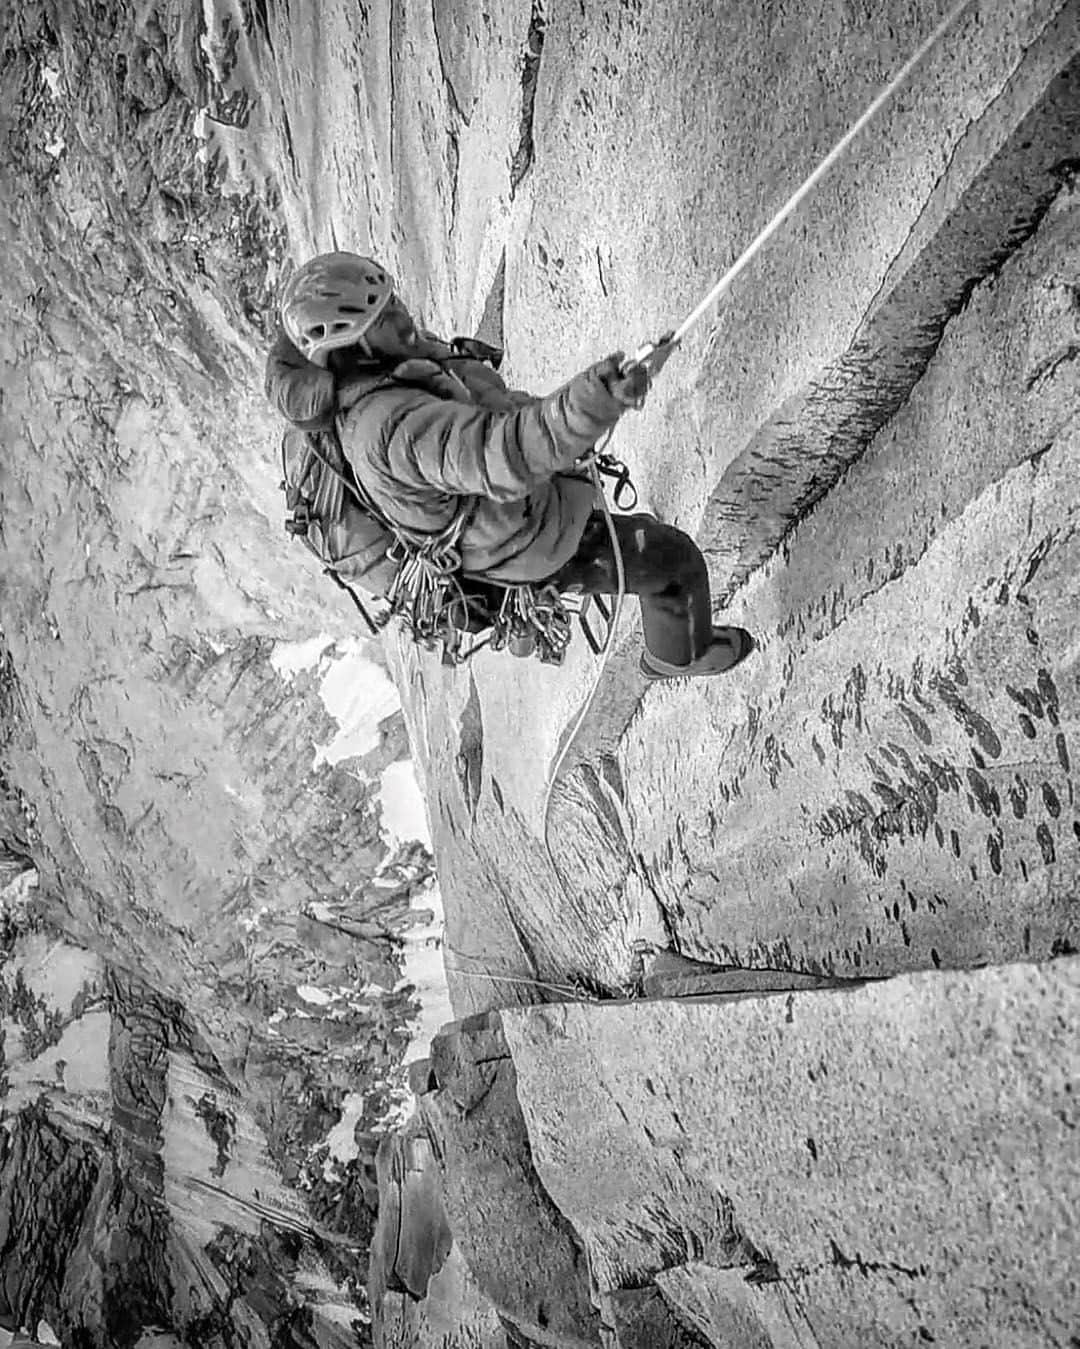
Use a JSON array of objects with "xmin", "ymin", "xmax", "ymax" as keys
[
  {"xmin": 295, "ymin": 984, "xmax": 334, "ymax": 1007},
  {"xmin": 324, "ymin": 1092, "xmax": 368, "ymax": 1166},
  {"xmin": 397, "ymin": 881, "xmax": 454, "ymax": 1070},
  {"xmin": 270, "ymin": 634, "xmax": 334, "ymax": 681},
  {"xmin": 377, "ymin": 758, "xmax": 432, "ymax": 848},
  {"xmin": 312, "ymin": 640, "xmax": 400, "ymax": 766},
  {"xmin": 0, "ymin": 866, "xmax": 37, "ymax": 927},
  {"xmin": 16, "ymin": 934, "xmax": 104, "ymax": 1012},
  {"xmin": 3, "ymin": 1011, "xmax": 111, "ymax": 1116}
]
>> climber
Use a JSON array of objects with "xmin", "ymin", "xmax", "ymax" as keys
[{"xmin": 265, "ymin": 251, "xmax": 755, "ymax": 679}]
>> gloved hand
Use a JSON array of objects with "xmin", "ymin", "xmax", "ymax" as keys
[{"xmin": 595, "ymin": 351, "xmax": 651, "ymax": 409}]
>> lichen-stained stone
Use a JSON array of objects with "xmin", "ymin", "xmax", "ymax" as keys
[
  {"xmin": 621, "ymin": 183, "xmax": 1080, "ymax": 978},
  {"xmin": 500, "ymin": 958, "xmax": 1080, "ymax": 1347}
]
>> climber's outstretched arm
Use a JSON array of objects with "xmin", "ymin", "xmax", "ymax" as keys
[{"xmin": 361, "ymin": 357, "xmax": 639, "ymax": 501}]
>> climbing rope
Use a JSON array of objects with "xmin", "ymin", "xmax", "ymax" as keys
[
  {"xmin": 443, "ymin": 945, "xmax": 600, "ymax": 1001},
  {"xmin": 626, "ymin": 0, "xmax": 976, "ymax": 373},
  {"xmin": 540, "ymin": 0, "xmax": 976, "ymax": 869},
  {"xmin": 541, "ymin": 433, "xmax": 625, "ymax": 870}
]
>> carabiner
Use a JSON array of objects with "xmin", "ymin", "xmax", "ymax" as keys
[{"xmin": 623, "ymin": 330, "xmax": 679, "ymax": 378}]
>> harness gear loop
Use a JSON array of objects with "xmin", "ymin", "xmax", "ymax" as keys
[{"xmin": 595, "ymin": 452, "xmax": 638, "ymax": 511}]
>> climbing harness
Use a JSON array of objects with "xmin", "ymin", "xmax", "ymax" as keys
[
  {"xmin": 284, "ymin": 424, "xmax": 622, "ymax": 667},
  {"xmin": 542, "ymin": 0, "xmax": 976, "ymax": 861}
]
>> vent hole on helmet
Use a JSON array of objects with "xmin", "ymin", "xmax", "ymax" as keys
[
  {"xmin": 307, "ymin": 323, "xmax": 327, "ymax": 339},
  {"xmin": 368, "ymin": 293, "xmax": 377, "ymax": 304},
  {"xmin": 338, "ymin": 304, "xmax": 364, "ymax": 314},
  {"xmin": 330, "ymin": 320, "xmax": 353, "ymax": 333}
]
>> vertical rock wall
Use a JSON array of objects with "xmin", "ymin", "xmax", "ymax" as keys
[{"xmin": 388, "ymin": 0, "xmax": 1080, "ymax": 1003}]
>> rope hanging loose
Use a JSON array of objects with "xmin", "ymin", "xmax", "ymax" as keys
[{"xmin": 541, "ymin": 433, "xmax": 625, "ymax": 867}]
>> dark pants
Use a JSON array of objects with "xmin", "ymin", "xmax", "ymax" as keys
[{"xmin": 544, "ymin": 512, "xmax": 714, "ymax": 666}]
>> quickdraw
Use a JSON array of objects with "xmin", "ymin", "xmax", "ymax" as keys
[{"xmin": 594, "ymin": 451, "xmax": 638, "ymax": 511}]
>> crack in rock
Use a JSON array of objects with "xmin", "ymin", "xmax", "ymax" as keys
[
  {"xmin": 430, "ymin": 0, "xmax": 468, "ymax": 125},
  {"xmin": 702, "ymin": 40, "xmax": 1080, "ymax": 601},
  {"xmin": 510, "ymin": 0, "xmax": 546, "ymax": 198}
]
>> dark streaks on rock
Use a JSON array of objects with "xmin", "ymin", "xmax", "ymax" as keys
[
  {"xmin": 702, "ymin": 49, "xmax": 1080, "ymax": 597},
  {"xmin": 829, "ymin": 1238, "xmax": 927, "ymax": 1281},
  {"xmin": 1037, "ymin": 668, "xmax": 1061, "ymax": 728},
  {"xmin": 930, "ymin": 674, "xmax": 1002, "ymax": 759},
  {"xmin": 1041, "ymin": 783, "xmax": 1062, "ymax": 820},
  {"xmin": 898, "ymin": 702, "xmax": 932, "ymax": 745},
  {"xmin": 1007, "ymin": 684, "xmax": 1044, "ymax": 719},
  {"xmin": 1025, "ymin": 342, "xmax": 1080, "ymax": 390},
  {"xmin": 1017, "ymin": 532, "xmax": 1056, "ymax": 592},
  {"xmin": 1035, "ymin": 822, "xmax": 1056, "ymax": 865},
  {"xmin": 965, "ymin": 768, "xmax": 1001, "ymax": 820},
  {"xmin": 1009, "ymin": 778, "xmax": 1030, "ymax": 820},
  {"xmin": 430, "ymin": 0, "xmax": 468, "ymax": 124},
  {"xmin": 1055, "ymin": 733, "xmax": 1070, "ymax": 774},
  {"xmin": 456, "ymin": 676, "xmax": 484, "ymax": 823},
  {"xmin": 447, "ymin": 124, "xmax": 461, "ymax": 235},
  {"xmin": 509, "ymin": 1, "xmax": 547, "ymax": 198}
]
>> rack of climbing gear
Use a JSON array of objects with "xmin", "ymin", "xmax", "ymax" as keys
[{"xmin": 284, "ymin": 420, "xmax": 638, "ymax": 669}]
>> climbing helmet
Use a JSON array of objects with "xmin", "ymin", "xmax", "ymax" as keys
[{"xmin": 280, "ymin": 252, "xmax": 395, "ymax": 365}]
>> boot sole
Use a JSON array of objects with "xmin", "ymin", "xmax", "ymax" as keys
[{"xmin": 640, "ymin": 627, "xmax": 755, "ymax": 681}]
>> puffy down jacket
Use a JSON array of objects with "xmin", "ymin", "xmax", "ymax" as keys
[{"xmin": 265, "ymin": 328, "xmax": 627, "ymax": 583}]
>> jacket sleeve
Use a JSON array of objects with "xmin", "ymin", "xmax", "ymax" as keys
[
  {"xmin": 372, "ymin": 361, "xmax": 626, "ymax": 501},
  {"xmin": 264, "ymin": 327, "xmax": 337, "ymax": 430}
]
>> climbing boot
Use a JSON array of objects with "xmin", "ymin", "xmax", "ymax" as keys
[{"xmin": 640, "ymin": 626, "xmax": 755, "ymax": 681}]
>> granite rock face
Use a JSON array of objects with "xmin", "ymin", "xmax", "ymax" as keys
[
  {"xmin": 389, "ymin": 0, "xmax": 1080, "ymax": 1004},
  {"xmin": 1, "ymin": 0, "xmax": 1078, "ymax": 1342},
  {"xmin": 402, "ymin": 956, "xmax": 1079, "ymax": 1348},
  {"xmin": 1, "ymin": 0, "xmax": 529, "ymax": 1335},
  {"xmin": 0, "ymin": 930, "xmax": 366, "ymax": 1346}
]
